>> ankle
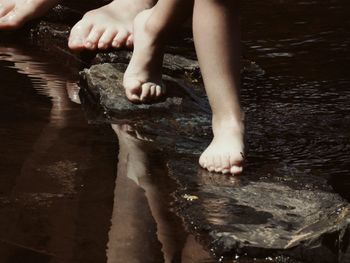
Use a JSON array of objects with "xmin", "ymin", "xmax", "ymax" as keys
[
  {"xmin": 143, "ymin": 10, "xmax": 168, "ymax": 41},
  {"xmin": 212, "ymin": 114, "xmax": 245, "ymax": 135}
]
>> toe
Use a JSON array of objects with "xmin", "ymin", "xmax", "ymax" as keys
[
  {"xmin": 222, "ymin": 168, "xmax": 231, "ymax": 174},
  {"xmin": 149, "ymin": 85, "xmax": 156, "ymax": 99},
  {"xmin": 214, "ymin": 155, "xmax": 223, "ymax": 173},
  {"xmin": 112, "ymin": 29, "xmax": 129, "ymax": 48},
  {"xmin": 230, "ymin": 153, "xmax": 244, "ymax": 168},
  {"xmin": 124, "ymin": 79, "xmax": 142, "ymax": 102},
  {"xmin": 208, "ymin": 165, "xmax": 215, "ymax": 172},
  {"xmin": 0, "ymin": 2, "xmax": 13, "ymax": 18},
  {"xmin": 85, "ymin": 27, "xmax": 104, "ymax": 50},
  {"xmin": 69, "ymin": 22, "xmax": 93, "ymax": 50},
  {"xmin": 126, "ymin": 34, "xmax": 133, "ymax": 48},
  {"xmin": 140, "ymin": 83, "xmax": 152, "ymax": 102},
  {"xmin": 199, "ymin": 154, "xmax": 208, "ymax": 168},
  {"xmin": 206, "ymin": 155, "xmax": 216, "ymax": 172},
  {"xmin": 230, "ymin": 165, "xmax": 243, "ymax": 175},
  {"xmin": 155, "ymin": 85, "xmax": 162, "ymax": 97},
  {"xmin": 98, "ymin": 29, "xmax": 117, "ymax": 49},
  {"xmin": 221, "ymin": 154, "xmax": 231, "ymax": 170},
  {"xmin": 0, "ymin": 9, "xmax": 24, "ymax": 29}
]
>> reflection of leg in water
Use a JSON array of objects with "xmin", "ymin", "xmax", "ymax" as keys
[
  {"xmin": 66, "ymin": 81, "xmax": 81, "ymax": 105},
  {"xmin": 109, "ymin": 124, "xmax": 186, "ymax": 263},
  {"xmin": 0, "ymin": 46, "xmax": 83, "ymax": 260},
  {"xmin": 181, "ymin": 235, "xmax": 211, "ymax": 263}
]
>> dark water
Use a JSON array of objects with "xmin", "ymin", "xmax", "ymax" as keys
[
  {"xmin": 241, "ymin": 0, "xmax": 350, "ymax": 202},
  {"xmin": 0, "ymin": 46, "xmax": 218, "ymax": 262},
  {"xmin": 0, "ymin": 0, "xmax": 349, "ymax": 262}
]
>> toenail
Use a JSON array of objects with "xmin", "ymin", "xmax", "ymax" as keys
[
  {"xmin": 98, "ymin": 42, "xmax": 106, "ymax": 49},
  {"xmin": 72, "ymin": 38, "xmax": 81, "ymax": 45},
  {"xmin": 85, "ymin": 42, "xmax": 93, "ymax": 48},
  {"xmin": 222, "ymin": 169, "xmax": 230, "ymax": 174}
]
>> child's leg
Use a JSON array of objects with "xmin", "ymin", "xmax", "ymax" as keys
[
  {"xmin": 68, "ymin": 0, "xmax": 157, "ymax": 51},
  {"xmin": 194, "ymin": 0, "xmax": 244, "ymax": 174},
  {"xmin": 123, "ymin": 0, "xmax": 243, "ymax": 174},
  {"xmin": 123, "ymin": 0, "xmax": 193, "ymax": 103},
  {"xmin": 193, "ymin": 0, "xmax": 243, "ymax": 174}
]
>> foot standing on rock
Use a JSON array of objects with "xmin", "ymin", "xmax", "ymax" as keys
[
  {"xmin": 0, "ymin": 0, "xmax": 157, "ymax": 50},
  {"xmin": 123, "ymin": 0, "xmax": 244, "ymax": 175}
]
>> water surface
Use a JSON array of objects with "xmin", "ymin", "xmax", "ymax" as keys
[{"xmin": 0, "ymin": 0, "xmax": 350, "ymax": 262}]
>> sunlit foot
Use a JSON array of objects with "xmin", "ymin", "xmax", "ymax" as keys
[
  {"xmin": 0, "ymin": 0, "xmax": 58, "ymax": 30},
  {"xmin": 199, "ymin": 121, "xmax": 244, "ymax": 175},
  {"xmin": 68, "ymin": 0, "xmax": 155, "ymax": 51},
  {"xmin": 123, "ymin": 8, "xmax": 166, "ymax": 103}
]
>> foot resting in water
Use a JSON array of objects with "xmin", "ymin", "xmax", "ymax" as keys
[
  {"xmin": 68, "ymin": 0, "xmax": 156, "ymax": 51},
  {"xmin": 123, "ymin": 8, "xmax": 166, "ymax": 103},
  {"xmin": 199, "ymin": 120, "xmax": 244, "ymax": 174},
  {"xmin": 0, "ymin": 0, "xmax": 58, "ymax": 29}
]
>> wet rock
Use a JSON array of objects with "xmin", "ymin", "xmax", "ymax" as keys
[
  {"xmin": 168, "ymin": 157, "xmax": 350, "ymax": 263},
  {"xmin": 78, "ymin": 60, "xmax": 350, "ymax": 263},
  {"xmin": 93, "ymin": 52, "xmax": 200, "ymax": 79},
  {"xmin": 79, "ymin": 63, "xmax": 208, "ymax": 121},
  {"xmin": 78, "ymin": 61, "xmax": 350, "ymax": 263}
]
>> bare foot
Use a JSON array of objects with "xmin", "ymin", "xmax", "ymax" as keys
[
  {"xmin": 199, "ymin": 119, "xmax": 244, "ymax": 175},
  {"xmin": 123, "ymin": 9, "xmax": 166, "ymax": 103},
  {"xmin": 0, "ymin": 0, "xmax": 58, "ymax": 30},
  {"xmin": 68, "ymin": 0, "xmax": 155, "ymax": 51}
]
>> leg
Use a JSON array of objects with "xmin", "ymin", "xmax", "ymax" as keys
[
  {"xmin": 68, "ymin": 0, "xmax": 157, "ymax": 51},
  {"xmin": 194, "ymin": 0, "xmax": 244, "ymax": 174},
  {"xmin": 0, "ymin": 0, "xmax": 58, "ymax": 29},
  {"xmin": 123, "ymin": 0, "xmax": 192, "ymax": 103}
]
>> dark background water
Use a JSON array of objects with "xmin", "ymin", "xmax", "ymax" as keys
[
  {"xmin": 0, "ymin": 0, "xmax": 349, "ymax": 262},
  {"xmin": 241, "ymin": 0, "xmax": 350, "ymax": 202}
]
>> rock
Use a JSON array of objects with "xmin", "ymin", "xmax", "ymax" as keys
[
  {"xmin": 92, "ymin": 51, "xmax": 200, "ymax": 80},
  {"xmin": 79, "ymin": 63, "xmax": 212, "ymax": 156},
  {"xmin": 79, "ymin": 63, "xmax": 208, "ymax": 120},
  {"xmin": 168, "ymin": 157, "xmax": 350, "ymax": 263},
  {"xmin": 78, "ymin": 61, "xmax": 350, "ymax": 263},
  {"xmin": 79, "ymin": 62, "xmax": 350, "ymax": 263}
]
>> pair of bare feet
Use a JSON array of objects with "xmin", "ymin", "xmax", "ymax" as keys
[{"xmin": 0, "ymin": 0, "xmax": 244, "ymax": 175}]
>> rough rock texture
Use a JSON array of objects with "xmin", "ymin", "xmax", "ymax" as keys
[
  {"xmin": 79, "ymin": 62, "xmax": 350, "ymax": 263},
  {"xmin": 168, "ymin": 157, "xmax": 350, "ymax": 263},
  {"xmin": 80, "ymin": 63, "xmax": 207, "ymax": 117}
]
